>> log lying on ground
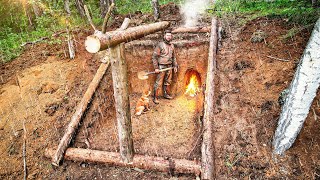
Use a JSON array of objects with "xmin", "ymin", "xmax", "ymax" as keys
[
  {"xmin": 172, "ymin": 26, "xmax": 211, "ymax": 33},
  {"xmin": 273, "ymin": 18, "xmax": 320, "ymax": 155},
  {"xmin": 85, "ymin": 21, "xmax": 169, "ymax": 53},
  {"xmin": 46, "ymin": 148, "xmax": 201, "ymax": 175},
  {"xmin": 52, "ymin": 60, "xmax": 110, "ymax": 166},
  {"xmin": 201, "ymin": 17, "xmax": 218, "ymax": 180}
]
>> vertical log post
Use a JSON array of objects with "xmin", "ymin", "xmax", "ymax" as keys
[
  {"xmin": 201, "ymin": 17, "xmax": 218, "ymax": 180},
  {"xmin": 151, "ymin": 0, "xmax": 160, "ymax": 20},
  {"xmin": 110, "ymin": 44, "xmax": 134, "ymax": 163}
]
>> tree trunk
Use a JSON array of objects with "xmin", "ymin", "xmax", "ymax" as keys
[
  {"xmin": 273, "ymin": 18, "xmax": 320, "ymax": 155},
  {"xmin": 45, "ymin": 148, "xmax": 201, "ymax": 175},
  {"xmin": 110, "ymin": 44, "xmax": 134, "ymax": 163},
  {"xmin": 75, "ymin": 0, "xmax": 85, "ymax": 17},
  {"xmin": 201, "ymin": 17, "xmax": 218, "ymax": 180},
  {"xmin": 52, "ymin": 61, "xmax": 110, "ymax": 166},
  {"xmin": 151, "ymin": 0, "xmax": 160, "ymax": 20},
  {"xmin": 100, "ymin": 0, "xmax": 109, "ymax": 18},
  {"xmin": 64, "ymin": 0, "xmax": 71, "ymax": 15},
  {"xmin": 85, "ymin": 21, "xmax": 170, "ymax": 53},
  {"xmin": 31, "ymin": 1, "xmax": 42, "ymax": 17},
  {"xmin": 312, "ymin": 0, "xmax": 317, "ymax": 7}
]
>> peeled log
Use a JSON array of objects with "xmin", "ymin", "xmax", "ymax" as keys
[
  {"xmin": 172, "ymin": 26, "xmax": 211, "ymax": 33},
  {"xmin": 273, "ymin": 18, "xmax": 320, "ymax": 155},
  {"xmin": 201, "ymin": 17, "xmax": 218, "ymax": 180},
  {"xmin": 45, "ymin": 148, "xmax": 201, "ymax": 175},
  {"xmin": 85, "ymin": 21, "xmax": 169, "ymax": 53}
]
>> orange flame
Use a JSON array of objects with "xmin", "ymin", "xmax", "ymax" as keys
[{"xmin": 185, "ymin": 74, "xmax": 200, "ymax": 97}]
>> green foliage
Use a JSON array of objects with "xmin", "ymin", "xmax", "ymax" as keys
[
  {"xmin": 212, "ymin": 0, "xmax": 320, "ymax": 25},
  {"xmin": 116, "ymin": 0, "xmax": 184, "ymax": 14}
]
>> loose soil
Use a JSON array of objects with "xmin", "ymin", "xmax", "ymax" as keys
[{"xmin": 0, "ymin": 3, "xmax": 319, "ymax": 180}]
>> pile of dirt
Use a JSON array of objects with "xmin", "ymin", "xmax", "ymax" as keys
[{"xmin": 215, "ymin": 17, "xmax": 319, "ymax": 179}]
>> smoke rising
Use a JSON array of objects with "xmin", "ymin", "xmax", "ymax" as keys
[{"xmin": 180, "ymin": 0, "xmax": 210, "ymax": 27}]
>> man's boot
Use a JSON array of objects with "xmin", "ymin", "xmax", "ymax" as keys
[
  {"xmin": 153, "ymin": 88, "xmax": 160, "ymax": 104},
  {"xmin": 163, "ymin": 85, "xmax": 173, "ymax": 99}
]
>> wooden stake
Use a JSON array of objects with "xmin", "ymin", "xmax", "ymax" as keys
[
  {"xmin": 110, "ymin": 44, "xmax": 134, "ymax": 163},
  {"xmin": 84, "ymin": 5, "xmax": 97, "ymax": 31},
  {"xmin": 201, "ymin": 17, "xmax": 218, "ymax": 180},
  {"xmin": 23, "ymin": 120, "xmax": 27, "ymax": 180},
  {"xmin": 52, "ymin": 61, "xmax": 110, "ymax": 166},
  {"xmin": 45, "ymin": 148, "xmax": 201, "ymax": 175},
  {"xmin": 102, "ymin": 3, "xmax": 115, "ymax": 33}
]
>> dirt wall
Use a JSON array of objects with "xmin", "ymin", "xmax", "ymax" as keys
[{"xmin": 125, "ymin": 41, "xmax": 208, "ymax": 96}]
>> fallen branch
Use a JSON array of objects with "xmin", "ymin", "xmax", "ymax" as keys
[
  {"xmin": 267, "ymin": 55, "xmax": 290, "ymax": 62},
  {"xmin": 102, "ymin": 3, "xmax": 115, "ymax": 33},
  {"xmin": 84, "ymin": 5, "xmax": 97, "ymax": 31},
  {"xmin": 20, "ymin": 37, "xmax": 49, "ymax": 47},
  {"xmin": 52, "ymin": 60, "xmax": 110, "ymax": 166},
  {"xmin": 46, "ymin": 148, "xmax": 201, "ymax": 175}
]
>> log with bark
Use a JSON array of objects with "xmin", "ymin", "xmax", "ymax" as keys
[
  {"xmin": 201, "ymin": 17, "xmax": 218, "ymax": 180},
  {"xmin": 46, "ymin": 148, "xmax": 201, "ymax": 175},
  {"xmin": 273, "ymin": 18, "xmax": 320, "ymax": 155},
  {"xmin": 52, "ymin": 61, "xmax": 110, "ymax": 166},
  {"xmin": 85, "ymin": 21, "xmax": 170, "ymax": 53},
  {"xmin": 110, "ymin": 43, "xmax": 134, "ymax": 163},
  {"xmin": 172, "ymin": 26, "xmax": 211, "ymax": 33}
]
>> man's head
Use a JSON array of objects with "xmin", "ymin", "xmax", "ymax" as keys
[{"xmin": 163, "ymin": 30, "xmax": 173, "ymax": 43}]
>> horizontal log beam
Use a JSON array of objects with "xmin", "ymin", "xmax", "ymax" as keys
[
  {"xmin": 45, "ymin": 148, "xmax": 201, "ymax": 175},
  {"xmin": 172, "ymin": 26, "xmax": 211, "ymax": 33},
  {"xmin": 85, "ymin": 21, "xmax": 170, "ymax": 53}
]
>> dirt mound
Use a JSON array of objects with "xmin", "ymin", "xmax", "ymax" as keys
[{"xmin": 215, "ymin": 17, "xmax": 318, "ymax": 179}]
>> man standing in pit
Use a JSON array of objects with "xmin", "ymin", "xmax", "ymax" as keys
[{"xmin": 152, "ymin": 30, "xmax": 178, "ymax": 104}]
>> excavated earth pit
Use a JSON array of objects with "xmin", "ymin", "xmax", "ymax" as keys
[
  {"xmin": 74, "ymin": 32, "xmax": 209, "ymax": 161},
  {"xmin": 1, "ymin": 3, "xmax": 319, "ymax": 178}
]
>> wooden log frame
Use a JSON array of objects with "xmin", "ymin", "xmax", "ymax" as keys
[
  {"xmin": 273, "ymin": 18, "xmax": 320, "ymax": 155},
  {"xmin": 46, "ymin": 148, "xmax": 201, "ymax": 175},
  {"xmin": 85, "ymin": 21, "xmax": 170, "ymax": 53},
  {"xmin": 51, "ymin": 19, "xmax": 133, "ymax": 166},
  {"xmin": 201, "ymin": 17, "xmax": 218, "ymax": 180},
  {"xmin": 52, "ymin": 61, "xmax": 110, "ymax": 166}
]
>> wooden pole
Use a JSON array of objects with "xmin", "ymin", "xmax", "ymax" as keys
[
  {"xmin": 110, "ymin": 43, "xmax": 134, "ymax": 163},
  {"xmin": 201, "ymin": 17, "xmax": 218, "ymax": 180},
  {"xmin": 84, "ymin": 5, "xmax": 97, "ymax": 31},
  {"xmin": 85, "ymin": 21, "xmax": 170, "ymax": 53},
  {"xmin": 102, "ymin": 3, "xmax": 115, "ymax": 33},
  {"xmin": 46, "ymin": 148, "xmax": 201, "ymax": 175},
  {"xmin": 52, "ymin": 61, "xmax": 110, "ymax": 166}
]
